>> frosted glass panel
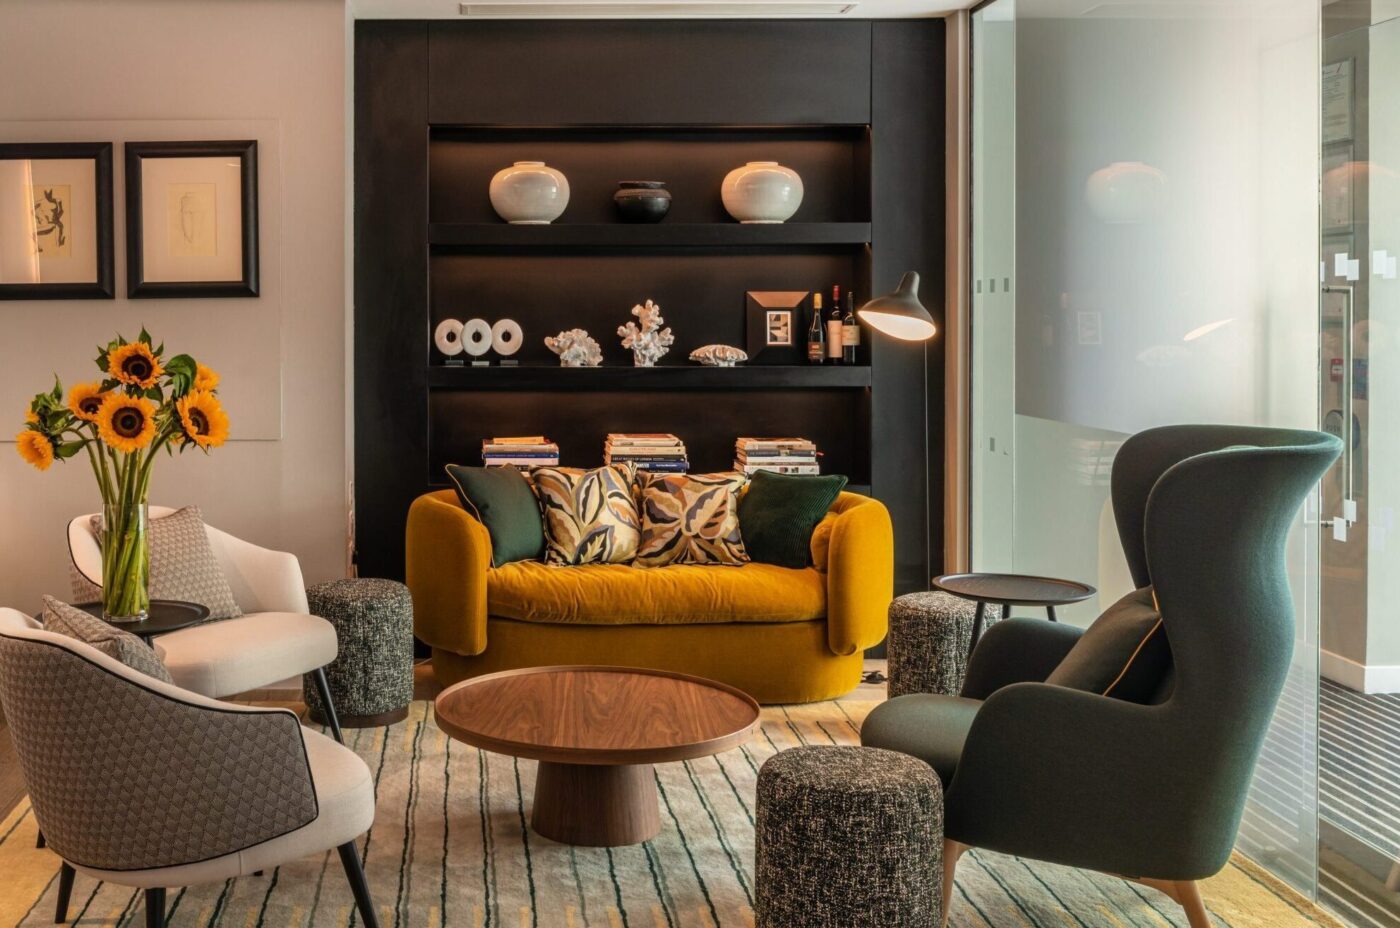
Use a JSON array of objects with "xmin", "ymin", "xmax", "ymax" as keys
[{"xmin": 970, "ymin": 0, "xmax": 1322, "ymax": 898}]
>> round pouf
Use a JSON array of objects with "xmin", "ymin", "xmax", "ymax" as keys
[
  {"xmin": 756, "ymin": 746, "xmax": 943, "ymax": 928},
  {"xmin": 304, "ymin": 578, "xmax": 414, "ymax": 727},
  {"xmin": 888, "ymin": 591, "xmax": 1002, "ymax": 698}
]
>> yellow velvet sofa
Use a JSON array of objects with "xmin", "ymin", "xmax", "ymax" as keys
[{"xmin": 406, "ymin": 488, "xmax": 893, "ymax": 703}]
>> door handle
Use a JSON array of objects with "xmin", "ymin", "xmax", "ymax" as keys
[{"xmin": 1322, "ymin": 284, "xmax": 1357, "ymax": 528}]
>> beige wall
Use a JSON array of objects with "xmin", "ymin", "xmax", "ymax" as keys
[{"xmin": 0, "ymin": 0, "xmax": 348, "ymax": 608}]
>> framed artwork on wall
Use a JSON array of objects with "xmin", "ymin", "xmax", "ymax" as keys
[
  {"xmin": 125, "ymin": 140, "xmax": 259, "ymax": 298},
  {"xmin": 745, "ymin": 290, "xmax": 809, "ymax": 364},
  {"xmin": 0, "ymin": 142, "xmax": 115, "ymax": 300}
]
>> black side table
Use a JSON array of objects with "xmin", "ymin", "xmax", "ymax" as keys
[
  {"xmin": 931, "ymin": 573, "xmax": 1096, "ymax": 659},
  {"xmin": 70, "ymin": 600, "xmax": 210, "ymax": 645}
]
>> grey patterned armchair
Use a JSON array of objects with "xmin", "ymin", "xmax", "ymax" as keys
[{"xmin": 0, "ymin": 608, "xmax": 380, "ymax": 928}]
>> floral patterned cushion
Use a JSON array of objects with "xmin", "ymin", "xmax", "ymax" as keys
[
  {"xmin": 636, "ymin": 472, "xmax": 749, "ymax": 567},
  {"xmin": 530, "ymin": 465, "xmax": 642, "ymax": 566}
]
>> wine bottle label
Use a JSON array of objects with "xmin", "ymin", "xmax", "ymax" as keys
[
  {"xmin": 808, "ymin": 341, "xmax": 825, "ymax": 361},
  {"xmin": 843, "ymin": 323, "xmax": 861, "ymax": 346},
  {"xmin": 826, "ymin": 321, "xmax": 842, "ymax": 357}
]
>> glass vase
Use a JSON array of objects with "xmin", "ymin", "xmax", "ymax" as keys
[{"xmin": 101, "ymin": 500, "xmax": 150, "ymax": 623}]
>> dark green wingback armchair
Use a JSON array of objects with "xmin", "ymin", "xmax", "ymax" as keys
[{"xmin": 862, "ymin": 425, "xmax": 1341, "ymax": 927}]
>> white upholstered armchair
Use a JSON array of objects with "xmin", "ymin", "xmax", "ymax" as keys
[
  {"xmin": 67, "ymin": 507, "xmax": 345, "ymax": 741},
  {"xmin": 0, "ymin": 608, "xmax": 378, "ymax": 928}
]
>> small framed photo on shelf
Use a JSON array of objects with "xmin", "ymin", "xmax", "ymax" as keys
[
  {"xmin": 0, "ymin": 142, "xmax": 115, "ymax": 300},
  {"xmin": 125, "ymin": 140, "xmax": 259, "ymax": 298},
  {"xmin": 745, "ymin": 290, "xmax": 809, "ymax": 364}
]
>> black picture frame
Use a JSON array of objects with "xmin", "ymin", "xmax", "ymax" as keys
[
  {"xmin": 0, "ymin": 141, "xmax": 115, "ymax": 300},
  {"xmin": 745, "ymin": 290, "xmax": 809, "ymax": 364},
  {"xmin": 125, "ymin": 140, "xmax": 259, "ymax": 298}
]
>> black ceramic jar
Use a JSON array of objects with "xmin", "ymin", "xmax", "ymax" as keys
[{"xmin": 613, "ymin": 181, "xmax": 672, "ymax": 223}]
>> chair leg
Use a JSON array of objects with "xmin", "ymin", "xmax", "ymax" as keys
[
  {"xmin": 337, "ymin": 842, "xmax": 380, "ymax": 928},
  {"xmin": 1134, "ymin": 876, "xmax": 1211, "ymax": 928},
  {"xmin": 941, "ymin": 839, "xmax": 968, "ymax": 928},
  {"xmin": 311, "ymin": 667, "xmax": 344, "ymax": 744},
  {"xmin": 54, "ymin": 862, "xmax": 74, "ymax": 924},
  {"xmin": 1174, "ymin": 880, "xmax": 1211, "ymax": 928},
  {"xmin": 144, "ymin": 888, "xmax": 166, "ymax": 928}
]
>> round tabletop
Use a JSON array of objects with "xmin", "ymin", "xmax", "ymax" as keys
[
  {"xmin": 932, "ymin": 573, "xmax": 1096, "ymax": 607},
  {"xmin": 70, "ymin": 600, "xmax": 210, "ymax": 638},
  {"xmin": 434, "ymin": 666, "xmax": 762, "ymax": 767}
]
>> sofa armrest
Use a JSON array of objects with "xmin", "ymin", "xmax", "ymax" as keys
[
  {"xmin": 824, "ymin": 493, "xmax": 893, "ymax": 656},
  {"xmin": 406, "ymin": 490, "xmax": 491, "ymax": 656}
]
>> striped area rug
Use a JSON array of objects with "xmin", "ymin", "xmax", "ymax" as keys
[{"xmin": 0, "ymin": 699, "xmax": 1341, "ymax": 927}]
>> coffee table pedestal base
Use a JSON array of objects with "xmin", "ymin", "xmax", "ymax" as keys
[{"xmin": 532, "ymin": 761, "xmax": 661, "ymax": 847}]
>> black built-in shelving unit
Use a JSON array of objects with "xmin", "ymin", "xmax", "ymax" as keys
[{"xmin": 355, "ymin": 20, "xmax": 945, "ymax": 593}]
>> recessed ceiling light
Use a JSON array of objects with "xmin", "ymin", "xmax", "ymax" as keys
[{"xmin": 459, "ymin": 2, "xmax": 859, "ymax": 16}]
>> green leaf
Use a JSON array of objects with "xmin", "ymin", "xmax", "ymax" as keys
[
  {"xmin": 56, "ymin": 441, "xmax": 86, "ymax": 460},
  {"xmin": 145, "ymin": 386, "xmax": 163, "ymax": 401},
  {"xmin": 50, "ymin": 375, "xmax": 63, "ymax": 402},
  {"xmin": 138, "ymin": 327, "xmax": 152, "ymax": 347},
  {"xmin": 100, "ymin": 378, "xmax": 120, "ymax": 392},
  {"xmin": 154, "ymin": 341, "xmax": 164, "ymax": 358}
]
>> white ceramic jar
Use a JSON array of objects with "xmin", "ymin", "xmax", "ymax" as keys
[
  {"xmin": 721, "ymin": 161, "xmax": 804, "ymax": 224},
  {"xmin": 489, "ymin": 161, "xmax": 570, "ymax": 224}
]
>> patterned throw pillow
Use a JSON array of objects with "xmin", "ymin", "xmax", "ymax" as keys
[
  {"xmin": 530, "ymin": 465, "xmax": 641, "ymax": 566},
  {"xmin": 42, "ymin": 596, "xmax": 174, "ymax": 684},
  {"xmin": 82, "ymin": 506, "xmax": 242, "ymax": 620},
  {"xmin": 636, "ymin": 472, "xmax": 749, "ymax": 567}
]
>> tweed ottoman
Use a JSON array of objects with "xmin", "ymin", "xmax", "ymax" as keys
[
  {"xmin": 755, "ymin": 745, "xmax": 943, "ymax": 928},
  {"xmin": 888, "ymin": 591, "xmax": 1002, "ymax": 697},
  {"xmin": 304, "ymin": 578, "xmax": 414, "ymax": 727}
]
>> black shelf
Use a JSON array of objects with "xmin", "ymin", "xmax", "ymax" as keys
[
  {"xmin": 428, "ymin": 222, "xmax": 872, "ymax": 249},
  {"xmin": 427, "ymin": 364, "xmax": 873, "ymax": 390}
]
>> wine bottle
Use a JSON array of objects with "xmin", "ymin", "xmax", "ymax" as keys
[
  {"xmin": 842, "ymin": 291, "xmax": 860, "ymax": 364},
  {"xmin": 807, "ymin": 292, "xmax": 826, "ymax": 364},
  {"xmin": 826, "ymin": 284, "xmax": 844, "ymax": 363}
]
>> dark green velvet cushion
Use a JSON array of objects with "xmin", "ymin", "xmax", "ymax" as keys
[
  {"xmin": 1045, "ymin": 586, "xmax": 1171, "ymax": 703},
  {"xmin": 737, "ymin": 471, "xmax": 848, "ymax": 569},
  {"xmin": 444, "ymin": 465, "xmax": 545, "ymax": 567}
]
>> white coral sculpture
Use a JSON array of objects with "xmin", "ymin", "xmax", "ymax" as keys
[
  {"xmin": 617, "ymin": 299, "xmax": 675, "ymax": 367},
  {"xmin": 545, "ymin": 328, "xmax": 603, "ymax": 368}
]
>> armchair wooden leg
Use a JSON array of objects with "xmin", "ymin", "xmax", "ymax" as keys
[
  {"xmin": 311, "ymin": 667, "xmax": 344, "ymax": 744},
  {"xmin": 144, "ymin": 888, "xmax": 166, "ymax": 928},
  {"xmin": 942, "ymin": 839, "xmax": 968, "ymax": 928},
  {"xmin": 54, "ymin": 862, "xmax": 74, "ymax": 924},
  {"xmin": 1133, "ymin": 877, "xmax": 1211, "ymax": 928},
  {"xmin": 337, "ymin": 841, "xmax": 380, "ymax": 928}
]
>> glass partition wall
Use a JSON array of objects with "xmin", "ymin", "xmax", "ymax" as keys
[
  {"xmin": 970, "ymin": 0, "xmax": 1324, "ymax": 902},
  {"xmin": 1317, "ymin": 8, "xmax": 1400, "ymax": 925}
]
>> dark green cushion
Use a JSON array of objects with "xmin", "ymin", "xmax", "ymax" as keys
[
  {"xmin": 736, "ymin": 471, "xmax": 847, "ymax": 569},
  {"xmin": 1045, "ymin": 586, "xmax": 1171, "ymax": 703},
  {"xmin": 860, "ymin": 693, "xmax": 982, "ymax": 788},
  {"xmin": 444, "ymin": 465, "xmax": 545, "ymax": 567}
]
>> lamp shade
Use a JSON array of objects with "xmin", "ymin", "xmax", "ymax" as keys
[{"xmin": 856, "ymin": 271, "xmax": 936, "ymax": 341}]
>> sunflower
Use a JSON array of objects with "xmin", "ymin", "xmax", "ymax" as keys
[
  {"xmin": 177, "ymin": 390, "xmax": 229, "ymax": 449},
  {"xmin": 108, "ymin": 342, "xmax": 163, "ymax": 389},
  {"xmin": 67, "ymin": 383, "xmax": 106, "ymax": 422},
  {"xmin": 15, "ymin": 430, "xmax": 54, "ymax": 471},
  {"xmin": 24, "ymin": 409, "xmax": 37, "ymax": 425},
  {"xmin": 96, "ymin": 393, "xmax": 157, "ymax": 454},
  {"xmin": 194, "ymin": 363, "xmax": 220, "ymax": 392}
]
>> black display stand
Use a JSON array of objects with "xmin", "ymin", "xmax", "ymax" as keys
[{"xmin": 354, "ymin": 20, "xmax": 946, "ymax": 593}]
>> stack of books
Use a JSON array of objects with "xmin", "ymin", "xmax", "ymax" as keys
[
  {"xmin": 481, "ymin": 436, "xmax": 559, "ymax": 469},
  {"xmin": 604, "ymin": 433, "xmax": 688, "ymax": 473},
  {"xmin": 734, "ymin": 437, "xmax": 821, "ymax": 476}
]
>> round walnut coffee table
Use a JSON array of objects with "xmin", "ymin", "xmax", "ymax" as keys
[{"xmin": 434, "ymin": 665, "xmax": 761, "ymax": 847}]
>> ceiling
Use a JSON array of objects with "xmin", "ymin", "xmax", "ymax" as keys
[{"xmin": 350, "ymin": 0, "xmax": 972, "ymax": 19}]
